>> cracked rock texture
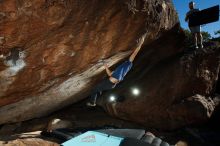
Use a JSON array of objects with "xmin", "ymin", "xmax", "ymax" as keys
[
  {"xmin": 0, "ymin": 0, "xmax": 178, "ymax": 124},
  {"xmin": 0, "ymin": 0, "xmax": 219, "ymax": 131}
]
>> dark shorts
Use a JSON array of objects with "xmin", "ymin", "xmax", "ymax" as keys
[
  {"xmin": 189, "ymin": 26, "xmax": 201, "ymax": 33},
  {"xmin": 93, "ymin": 78, "xmax": 116, "ymax": 93},
  {"xmin": 90, "ymin": 78, "xmax": 116, "ymax": 102}
]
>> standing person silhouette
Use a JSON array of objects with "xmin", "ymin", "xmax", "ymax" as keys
[
  {"xmin": 87, "ymin": 34, "xmax": 146, "ymax": 107},
  {"xmin": 185, "ymin": 1, "xmax": 203, "ymax": 49}
]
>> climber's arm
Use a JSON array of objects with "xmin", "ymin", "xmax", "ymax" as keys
[
  {"xmin": 104, "ymin": 64, "xmax": 113, "ymax": 77},
  {"xmin": 129, "ymin": 33, "xmax": 146, "ymax": 62}
]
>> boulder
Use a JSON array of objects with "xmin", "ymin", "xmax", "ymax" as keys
[
  {"xmin": 0, "ymin": 0, "xmax": 178, "ymax": 124},
  {"xmin": 104, "ymin": 42, "xmax": 220, "ymax": 129},
  {"xmin": 0, "ymin": 137, "xmax": 58, "ymax": 146}
]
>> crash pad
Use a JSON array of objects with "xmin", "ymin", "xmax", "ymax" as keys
[{"xmin": 61, "ymin": 131, "xmax": 123, "ymax": 146}]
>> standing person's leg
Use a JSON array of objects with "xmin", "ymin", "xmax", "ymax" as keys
[
  {"xmin": 198, "ymin": 32, "xmax": 203, "ymax": 48},
  {"xmin": 190, "ymin": 27, "xmax": 198, "ymax": 49},
  {"xmin": 193, "ymin": 33, "xmax": 198, "ymax": 49},
  {"xmin": 87, "ymin": 78, "xmax": 115, "ymax": 106}
]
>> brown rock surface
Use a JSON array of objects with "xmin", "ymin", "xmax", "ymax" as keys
[
  {"xmin": 104, "ymin": 42, "xmax": 220, "ymax": 129},
  {"xmin": 0, "ymin": 0, "xmax": 178, "ymax": 124},
  {"xmin": 0, "ymin": 105, "xmax": 141, "ymax": 145},
  {"xmin": 0, "ymin": 137, "xmax": 58, "ymax": 146},
  {"xmin": 0, "ymin": 0, "xmax": 219, "ymax": 132}
]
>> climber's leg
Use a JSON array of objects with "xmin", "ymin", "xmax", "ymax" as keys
[{"xmin": 87, "ymin": 78, "xmax": 115, "ymax": 107}]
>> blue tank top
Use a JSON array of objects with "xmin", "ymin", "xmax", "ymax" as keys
[{"xmin": 111, "ymin": 60, "xmax": 133, "ymax": 82}]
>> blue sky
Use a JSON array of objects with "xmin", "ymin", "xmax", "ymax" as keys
[{"xmin": 173, "ymin": 0, "xmax": 220, "ymax": 37}]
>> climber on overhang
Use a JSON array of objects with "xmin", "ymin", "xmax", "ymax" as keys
[{"xmin": 87, "ymin": 33, "xmax": 147, "ymax": 107}]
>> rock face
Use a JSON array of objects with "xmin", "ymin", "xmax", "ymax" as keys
[
  {"xmin": 0, "ymin": 0, "xmax": 219, "ymax": 130},
  {"xmin": 0, "ymin": 137, "xmax": 58, "ymax": 146},
  {"xmin": 104, "ymin": 42, "xmax": 220, "ymax": 129},
  {"xmin": 0, "ymin": 0, "xmax": 178, "ymax": 124}
]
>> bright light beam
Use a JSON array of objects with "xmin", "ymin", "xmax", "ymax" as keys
[
  {"xmin": 109, "ymin": 95, "xmax": 116, "ymax": 102},
  {"xmin": 132, "ymin": 88, "xmax": 140, "ymax": 96}
]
